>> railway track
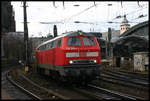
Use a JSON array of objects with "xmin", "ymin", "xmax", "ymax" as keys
[
  {"xmin": 101, "ymin": 69, "xmax": 149, "ymax": 90},
  {"xmin": 7, "ymin": 72, "xmax": 41, "ymax": 100},
  {"xmin": 73, "ymin": 84, "xmax": 145, "ymax": 100},
  {"xmin": 101, "ymin": 72, "xmax": 148, "ymax": 87},
  {"xmin": 7, "ymin": 70, "xmax": 70, "ymax": 100},
  {"xmin": 7, "ymin": 68, "xmax": 148, "ymax": 100},
  {"xmin": 21, "ymin": 72, "xmax": 129, "ymax": 100},
  {"xmin": 104, "ymin": 68, "xmax": 149, "ymax": 81},
  {"xmin": 2, "ymin": 66, "xmax": 32, "ymax": 100},
  {"xmin": 23, "ymin": 73, "xmax": 94, "ymax": 100},
  {"xmin": 115, "ymin": 69, "xmax": 148, "ymax": 78},
  {"xmin": 7, "ymin": 69, "xmax": 101, "ymax": 100},
  {"xmin": 101, "ymin": 74, "xmax": 148, "ymax": 90}
]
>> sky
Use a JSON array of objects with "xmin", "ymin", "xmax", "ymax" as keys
[{"xmin": 11, "ymin": 1, "xmax": 149, "ymax": 37}]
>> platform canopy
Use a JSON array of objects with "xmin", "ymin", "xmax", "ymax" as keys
[{"xmin": 113, "ymin": 35, "xmax": 148, "ymax": 57}]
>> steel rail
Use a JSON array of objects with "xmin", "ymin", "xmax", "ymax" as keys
[
  {"xmin": 101, "ymin": 73, "xmax": 148, "ymax": 87},
  {"xmin": 103, "ymin": 69, "xmax": 148, "ymax": 81},
  {"xmin": 6, "ymin": 71, "xmax": 42, "ymax": 100},
  {"xmin": 21, "ymin": 75, "xmax": 71, "ymax": 100},
  {"xmin": 88, "ymin": 84, "xmax": 146, "ymax": 100},
  {"xmin": 100, "ymin": 77, "xmax": 148, "ymax": 91},
  {"xmin": 102, "ymin": 71, "xmax": 148, "ymax": 86},
  {"xmin": 73, "ymin": 83, "xmax": 142, "ymax": 100},
  {"xmin": 72, "ymin": 87, "xmax": 106, "ymax": 100},
  {"xmin": 111, "ymin": 69, "xmax": 149, "ymax": 77},
  {"xmin": 103, "ymin": 69, "xmax": 147, "ymax": 80}
]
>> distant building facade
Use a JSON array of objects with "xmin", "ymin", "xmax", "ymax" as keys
[
  {"xmin": 6, "ymin": 32, "xmax": 24, "ymax": 38},
  {"xmin": 2, "ymin": 32, "xmax": 24, "ymax": 59},
  {"xmin": 102, "ymin": 29, "xmax": 120, "ymax": 40},
  {"xmin": 1, "ymin": 1, "xmax": 16, "ymax": 33},
  {"xmin": 1, "ymin": 1, "xmax": 16, "ymax": 57}
]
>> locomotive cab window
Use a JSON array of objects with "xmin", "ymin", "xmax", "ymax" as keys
[
  {"xmin": 67, "ymin": 37, "xmax": 81, "ymax": 46},
  {"xmin": 83, "ymin": 37, "xmax": 96, "ymax": 46}
]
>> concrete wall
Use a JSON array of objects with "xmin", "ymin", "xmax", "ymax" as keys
[{"xmin": 133, "ymin": 52, "xmax": 149, "ymax": 71}]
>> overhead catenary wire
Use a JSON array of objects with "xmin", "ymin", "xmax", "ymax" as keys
[
  {"xmin": 130, "ymin": 14, "xmax": 147, "ymax": 21},
  {"xmin": 112, "ymin": 5, "xmax": 148, "ymax": 20},
  {"xmin": 61, "ymin": 3, "xmax": 99, "ymax": 23},
  {"xmin": 15, "ymin": 1, "xmax": 148, "ymax": 37},
  {"xmin": 27, "ymin": 2, "xmax": 148, "ymax": 25}
]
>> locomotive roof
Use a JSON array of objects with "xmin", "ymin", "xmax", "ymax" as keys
[{"xmin": 36, "ymin": 31, "xmax": 95, "ymax": 48}]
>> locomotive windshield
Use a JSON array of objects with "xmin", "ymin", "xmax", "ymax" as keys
[
  {"xmin": 83, "ymin": 37, "xmax": 96, "ymax": 46},
  {"xmin": 67, "ymin": 37, "xmax": 96, "ymax": 46},
  {"xmin": 67, "ymin": 37, "xmax": 81, "ymax": 46}
]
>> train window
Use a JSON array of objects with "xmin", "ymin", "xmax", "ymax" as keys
[
  {"xmin": 53, "ymin": 40, "xmax": 57, "ymax": 48},
  {"xmin": 43, "ymin": 45, "xmax": 46, "ymax": 50},
  {"xmin": 47, "ymin": 42, "xmax": 52, "ymax": 49},
  {"xmin": 83, "ymin": 37, "xmax": 96, "ymax": 46},
  {"xmin": 51, "ymin": 41, "xmax": 54, "ymax": 48},
  {"xmin": 46, "ymin": 44, "xmax": 48, "ymax": 50},
  {"xmin": 41, "ymin": 46, "xmax": 43, "ymax": 51},
  {"xmin": 57, "ymin": 39, "xmax": 62, "ymax": 47},
  {"xmin": 46, "ymin": 43, "xmax": 50, "ymax": 50},
  {"xmin": 39, "ymin": 47, "xmax": 41, "ymax": 51},
  {"xmin": 45, "ymin": 44, "xmax": 47, "ymax": 50},
  {"xmin": 39, "ymin": 44, "xmax": 48, "ymax": 51},
  {"xmin": 67, "ymin": 37, "xmax": 81, "ymax": 46}
]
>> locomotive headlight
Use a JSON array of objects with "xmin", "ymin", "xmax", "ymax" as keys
[
  {"xmin": 69, "ymin": 60, "xmax": 73, "ymax": 64},
  {"xmin": 93, "ymin": 60, "xmax": 97, "ymax": 63}
]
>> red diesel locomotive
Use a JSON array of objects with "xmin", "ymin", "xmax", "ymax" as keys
[{"xmin": 36, "ymin": 31, "xmax": 101, "ymax": 83}]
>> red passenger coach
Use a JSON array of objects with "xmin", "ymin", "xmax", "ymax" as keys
[{"xmin": 36, "ymin": 31, "xmax": 101, "ymax": 83}]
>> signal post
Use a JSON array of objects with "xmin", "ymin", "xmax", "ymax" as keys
[{"xmin": 23, "ymin": 1, "xmax": 29, "ymax": 72}]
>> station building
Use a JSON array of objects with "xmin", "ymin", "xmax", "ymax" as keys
[
  {"xmin": 101, "ymin": 15, "xmax": 148, "ymax": 71},
  {"xmin": 113, "ymin": 21, "xmax": 149, "ymax": 71}
]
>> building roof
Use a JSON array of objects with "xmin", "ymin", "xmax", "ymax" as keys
[
  {"xmin": 119, "ymin": 21, "xmax": 149, "ymax": 38},
  {"xmin": 114, "ymin": 21, "xmax": 149, "ymax": 57}
]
